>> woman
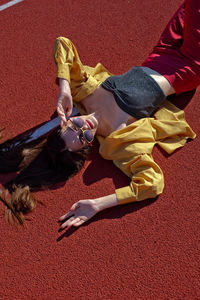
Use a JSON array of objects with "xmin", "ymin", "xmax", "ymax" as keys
[
  {"xmin": 0, "ymin": 0, "xmax": 198, "ymax": 227},
  {"xmin": 56, "ymin": 0, "xmax": 199, "ymax": 229}
]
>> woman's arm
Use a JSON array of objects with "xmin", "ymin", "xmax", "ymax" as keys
[
  {"xmin": 57, "ymin": 78, "xmax": 73, "ymax": 127},
  {"xmin": 59, "ymin": 193, "xmax": 118, "ymax": 229},
  {"xmin": 53, "ymin": 37, "xmax": 85, "ymax": 126},
  {"xmin": 58, "ymin": 102, "xmax": 196, "ymax": 230}
]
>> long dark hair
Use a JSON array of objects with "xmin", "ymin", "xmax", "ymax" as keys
[{"xmin": 0, "ymin": 127, "xmax": 90, "ymax": 225}]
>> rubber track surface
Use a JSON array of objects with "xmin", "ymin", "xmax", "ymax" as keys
[{"xmin": 0, "ymin": 0, "xmax": 199, "ymax": 299}]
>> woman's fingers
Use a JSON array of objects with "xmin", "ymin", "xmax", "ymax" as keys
[
  {"xmin": 57, "ymin": 109, "xmax": 66, "ymax": 121},
  {"xmin": 59, "ymin": 202, "xmax": 80, "ymax": 223},
  {"xmin": 58, "ymin": 199, "xmax": 98, "ymax": 230},
  {"xmin": 60, "ymin": 217, "xmax": 81, "ymax": 229},
  {"xmin": 57, "ymin": 93, "xmax": 73, "ymax": 115},
  {"xmin": 70, "ymin": 202, "xmax": 80, "ymax": 211},
  {"xmin": 59, "ymin": 115, "xmax": 67, "ymax": 128},
  {"xmin": 66, "ymin": 107, "xmax": 72, "ymax": 117},
  {"xmin": 59, "ymin": 211, "xmax": 74, "ymax": 222},
  {"xmin": 61, "ymin": 217, "xmax": 86, "ymax": 229},
  {"xmin": 57, "ymin": 104, "xmax": 67, "ymax": 126},
  {"xmin": 73, "ymin": 219, "xmax": 85, "ymax": 227}
]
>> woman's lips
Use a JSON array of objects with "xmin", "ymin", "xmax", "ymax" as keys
[{"xmin": 86, "ymin": 119, "xmax": 94, "ymax": 129}]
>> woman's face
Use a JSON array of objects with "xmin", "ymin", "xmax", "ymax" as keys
[{"xmin": 60, "ymin": 114, "xmax": 98, "ymax": 152}]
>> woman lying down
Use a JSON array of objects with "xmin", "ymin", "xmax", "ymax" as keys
[{"xmin": 0, "ymin": 35, "xmax": 197, "ymax": 227}]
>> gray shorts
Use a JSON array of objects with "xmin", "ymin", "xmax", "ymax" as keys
[{"xmin": 101, "ymin": 66, "xmax": 166, "ymax": 119}]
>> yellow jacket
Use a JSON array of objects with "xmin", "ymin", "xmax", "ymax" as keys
[{"xmin": 53, "ymin": 37, "xmax": 196, "ymax": 205}]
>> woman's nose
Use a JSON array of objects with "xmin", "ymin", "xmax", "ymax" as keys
[{"xmin": 82, "ymin": 121, "xmax": 89, "ymax": 130}]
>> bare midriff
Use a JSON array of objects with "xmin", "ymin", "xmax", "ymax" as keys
[
  {"xmin": 82, "ymin": 86, "xmax": 136, "ymax": 137},
  {"xmin": 82, "ymin": 68, "xmax": 175, "ymax": 137}
]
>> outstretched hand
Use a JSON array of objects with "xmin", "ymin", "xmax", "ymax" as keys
[
  {"xmin": 59, "ymin": 194, "xmax": 118, "ymax": 230},
  {"xmin": 59, "ymin": 199, "xmax": 100, "ymax": 229}
]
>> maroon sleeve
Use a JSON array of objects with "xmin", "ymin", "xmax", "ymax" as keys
[{"xmin": 142, "ymin": 0, "xmax": 200, "ymax": 95}]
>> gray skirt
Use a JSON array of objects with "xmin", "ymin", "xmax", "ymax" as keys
[{"xmin": 101, "ymin": 66, "xmax": 166, "ymax": 119}]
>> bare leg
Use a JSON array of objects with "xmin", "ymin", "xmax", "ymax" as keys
[{"xmin": 141, "ymin": 66, "xmax": 175, "ymax": 96}]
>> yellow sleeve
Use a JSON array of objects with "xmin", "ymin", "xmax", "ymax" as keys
[
  {"xmin": 53, "ymin": 37, "xmax": 111, "ymax": 102},
  {"xmin": 153, "ymin": 100, "xmax": 196, "ymax": 153},
  {"xmin": 53, "ymin": 36, "xmax": 87, "ymax": 84},
  {"xmin": 115, "ymin": 153, "xmax": 164, "ymax": 205},
  {"xmin": 99, "ymin": 118, "xmax": 165, "ymax": 205},
  {"xmin": 99, "ymin": 101, "xmax": 196, "ymax": 205}
]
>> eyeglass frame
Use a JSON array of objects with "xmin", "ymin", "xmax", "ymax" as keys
[{"xmin": 69, "ymin": 117, "xmax": 94, "ymax": 145}]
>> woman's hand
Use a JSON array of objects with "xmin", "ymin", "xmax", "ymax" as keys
[
  {"xmin": 59, "ymin": 194, "xmax": 119, "ymax": 230},
  {"xmin": 57, "ymin": 78, "xmax": 73, "ymax": 127},
  {"xmin": 59, "ymin": 199, "xmax": 100, "ymax": 229}
]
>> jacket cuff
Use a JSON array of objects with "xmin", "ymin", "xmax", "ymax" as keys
[
  {"xmin": 56, "ymin": 63, "xmax": 71, "ymax": 82},
  {"xmin": 115, "ymin": 186, "xmax": 136, "ymax": 205}
]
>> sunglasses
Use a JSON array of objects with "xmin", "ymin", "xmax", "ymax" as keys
[{"xmin": 69, "ymin": 117, "xmax": 94, "ymax": 144}]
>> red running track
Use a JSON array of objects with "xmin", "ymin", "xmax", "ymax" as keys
[{"xmin": 0, "ymin": 0, "xmax": 199, "ymax": 299}]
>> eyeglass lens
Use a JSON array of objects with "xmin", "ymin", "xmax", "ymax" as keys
[
  {"xmin": 72, "ymin": 118, "xmax": 93, "ymax": 143},
  {"xmin": 72, "ymin": 118, "xmax": 84, "ymax": 128}
]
